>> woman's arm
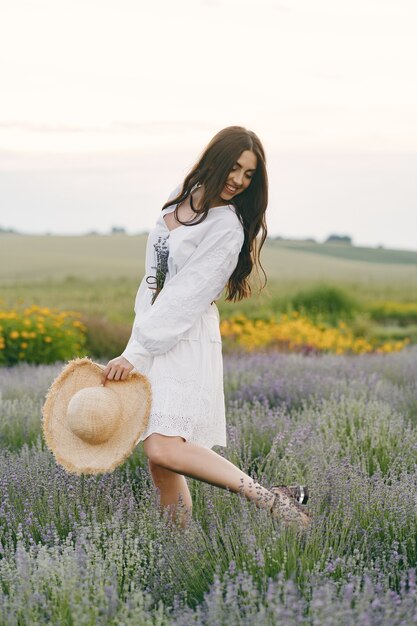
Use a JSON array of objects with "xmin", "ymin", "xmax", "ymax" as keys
[{"xmin": 104, "ymin": 224, "xmax": 243, "ymax": 383}]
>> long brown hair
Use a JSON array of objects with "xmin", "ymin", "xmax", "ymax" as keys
[{"xmin": 162, "ymin": 125, "xmax": 268, "ymax": 302}]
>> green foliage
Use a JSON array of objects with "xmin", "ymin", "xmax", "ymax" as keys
[
  {"xmin": 290, "ymin": 283, "xmax": 361, "ymax": 323},
  {"xmin": 369, "ymin": 323, "xmax": 417, "ymax": 343},
  {"xmin": 82, "ymin": 314, "xmax": 131, "ymax": 360},
  {"xmin": 366, "ymin": 300, "xmax": 417, "ymax": 325}
]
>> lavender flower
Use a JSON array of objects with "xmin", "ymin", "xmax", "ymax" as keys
[
  {"xmin": 1, "ymin": 346, "xmax": 417, "ymax": 622},
  {"xmin": 146, "ymin": 235, "xmax": 169, "ymax": 304}
]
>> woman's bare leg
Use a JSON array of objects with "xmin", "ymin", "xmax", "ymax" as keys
[
  {"xmin": 144, "ymin": 434, "xmax": 276, "ymax": 511},
  {"xmin": 148, "ymin": 459, "xmax": 192, "ymax": 528}
]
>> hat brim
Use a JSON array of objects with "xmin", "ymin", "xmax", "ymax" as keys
[{"xmin": 42, "ymin": 357, "xmax": 152, "ymax": 475}]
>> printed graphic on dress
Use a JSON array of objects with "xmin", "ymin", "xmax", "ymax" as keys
[{"xmin": 146, "ymin": 235, "xmax": 169, "ymax": 304}]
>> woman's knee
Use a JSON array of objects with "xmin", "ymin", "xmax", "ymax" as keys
[
  {"xmin": 147, "ymin": 458, "xmax": 173, "ymax": 487},
  {"xmin": 143, "ymin": 434, "xmax": 183, "ymax": 468}
]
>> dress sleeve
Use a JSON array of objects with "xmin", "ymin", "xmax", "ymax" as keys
[{"xmin": 122, "ymin": 224, "xmax": 244, "ymax": 371}]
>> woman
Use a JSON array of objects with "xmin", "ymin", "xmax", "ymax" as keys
[{"xmin": 103, "ymin": 126, "xmax": 311, "ymax": 529}]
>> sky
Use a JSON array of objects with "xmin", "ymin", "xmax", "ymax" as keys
[{"xmin": 0, "ymin": 0, "xmax": 416, "ymax": 249}]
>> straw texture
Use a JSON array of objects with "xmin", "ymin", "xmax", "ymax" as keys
[{"xmin": 42, "ymin": 357, "xmax": 152, "ymax": 475}]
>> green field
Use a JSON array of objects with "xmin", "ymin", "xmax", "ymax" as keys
[{"xmin": 1, "ymin": 235, "xmax": 417, "ymax": 324}]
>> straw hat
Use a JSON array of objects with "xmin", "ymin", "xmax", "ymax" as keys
[{"xmin": 42, "ymin": 357, "xmax": 152, "ymax": 475}]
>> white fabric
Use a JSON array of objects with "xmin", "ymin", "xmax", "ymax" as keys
[{"xmin": 122, "ymin": 185, "xmax": 245, "ymax": 448}]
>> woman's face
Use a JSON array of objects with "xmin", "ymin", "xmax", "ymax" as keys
[{"xmin": 219, "ymin": 150, "xmax": 257, "ymax": 201}]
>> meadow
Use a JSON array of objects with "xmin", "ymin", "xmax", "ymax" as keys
[
  {"xmin": 2, "ymin": 235, "xmax": 417, "ymax": 324},
  {"xmin": 1, "ymin": 235, "xmax": 417, "ymax": 623}
]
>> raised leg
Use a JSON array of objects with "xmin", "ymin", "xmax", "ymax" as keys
[{"xmin": 143, "ymin": 434, "xmax": 276, "ymax": 511}]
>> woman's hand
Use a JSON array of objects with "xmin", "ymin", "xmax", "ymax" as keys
[{"xmin": 102, "ymin": 355, "xmax": 134, "ymax": 383}]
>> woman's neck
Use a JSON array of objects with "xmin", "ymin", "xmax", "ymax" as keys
[{"xmin": 193, "ymin": 185, "xmax": 226, "ymax": 210}]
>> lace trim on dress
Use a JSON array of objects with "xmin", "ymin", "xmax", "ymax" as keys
[
  {"xmin": 139, "ymin": 373, "xmax": 225, "ymax": 447},
  {"xmin": 139, "ymin": 411, "xmax": 226, "ymax": 448}
]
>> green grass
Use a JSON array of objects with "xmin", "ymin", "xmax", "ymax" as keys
[
  {"xmin": 2, "ymin": 235, "xmax": 417, "ymax": 286},
  {"xmin": 274, "ymin": 239, "xmax": 417, "ymax": 265},
  {"xmin": 1, "ymin": 235, "xmax": 417, "ymax": 324},
  {"xmin": 0, "ymin": 234, "xmax": 147, "ymax": 283},
  {"xmin": 1, "ymin": 276, "xmax": 138, "ymax": 324}
]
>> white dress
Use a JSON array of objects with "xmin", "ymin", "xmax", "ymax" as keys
[{"xmin": 122, "ymin": 185, "xmax": 245, "ymax": 449}]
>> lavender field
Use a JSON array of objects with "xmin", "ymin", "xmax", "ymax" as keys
[{"xmin": 1, "ymin": 347, "xmax": 417, "ymax": 624}]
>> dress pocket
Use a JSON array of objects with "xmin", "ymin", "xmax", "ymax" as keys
[{"xmin": 204, "ymin": 315, "xmax": 222, "ymax": 343}]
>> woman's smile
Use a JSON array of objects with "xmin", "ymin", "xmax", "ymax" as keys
[{"xmin": 223, "ymin": 183, "xmax": 240, "ymax": 195}]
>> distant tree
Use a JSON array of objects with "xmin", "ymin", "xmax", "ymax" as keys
[
  {"xmin": 0, "ymin": 226, "xmax": 18, "ymax": 234},
  {"xmin": 325, "ymin": 234, "xmax": 352, "ymax": 245},
  {"xmin": 111, "ymin": 226, "xmax": 126, "ymax": 235}
]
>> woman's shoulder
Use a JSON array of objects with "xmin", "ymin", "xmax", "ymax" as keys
[
  {"xmin": 216, "ymin": 204, "xmax": 244, "ymax": 233},
  {"xmin": 215, "ymin": 205, "xmax": 243, "ymax": 230}
]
